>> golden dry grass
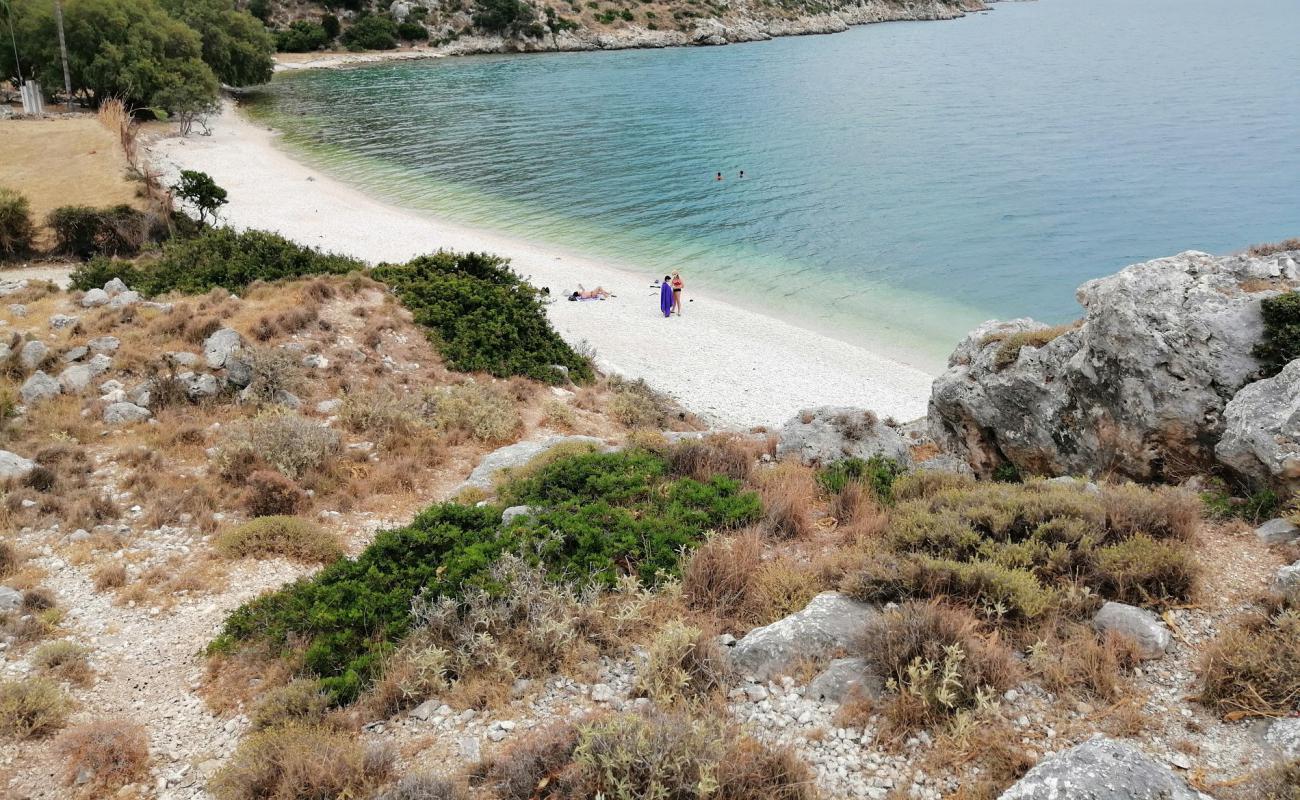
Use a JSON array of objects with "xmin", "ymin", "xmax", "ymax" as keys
[{"xmin": 0, "ymin": 117, "xmax": 144, "ymax": 249}]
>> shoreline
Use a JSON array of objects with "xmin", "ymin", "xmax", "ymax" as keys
[
  {"xmin": 148, "ymin": 104, "xmax": 934, "ymax": 429},
  {"xmin": 273, "ymin": 0, "xmax": 990, "ymax": 73}
]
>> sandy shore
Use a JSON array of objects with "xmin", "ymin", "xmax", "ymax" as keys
[{"xmin": 149, "ymin": 105, "xmax": 934, "ymax": 429}]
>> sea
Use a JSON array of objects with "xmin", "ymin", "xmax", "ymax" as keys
[{"xmin": 248, "ymin": 0, "xmax": 1300, "ymax": 371}]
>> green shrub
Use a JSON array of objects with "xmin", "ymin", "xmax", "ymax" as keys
[
  {"xmin": 277, "ymin": 19, "xmax": 331, "ymax": 51},
  {"xmin": 1201, "ymin": 484, "xmax": 1280, "ymax": 524},
  {"xmin": 397, "ymin": 21, "xmax": 428, "ymax": 39},
  {"xmin": 816, "ymin": 455, "xmax": 906, "ymax": 501},
  {"xmin": 0, "ymin": 677, "xmax": 71, "ymax": 739},
  {"xmin": 341, "ymin": 14, "xmax": 399, "ymax": 50},
  {"xmin": 69, "ymin": 257, "xmax": 146, "ymax": 292},
  {"xmin": 137, "ymin": 227, "xmax": 362, "ymax": 295},
  {"xmin": 172, "ymin": 169, "xmax": 228, "ymax": 225},
  {"xmin": 46, "ymin": 205, "xmax": 160, "ymax": 259},
  {"xmin": 373, "ymin": 250, "xmax": 593, "ymax": 383},
  {"xmin": 472, "ymin": 0, "xmax": 538, "ymax": 34},
  {"xmin": 215, "ymin": 516, "xmax": 343, "ymax": 563},
  {"xmin": 0, "ymin": 187, "xmax": 35, "ymax": 259},
  {"xmin": 1254, "ymin": 291, "xmax": 1300, "ymax": 378},
  {"xmin": 1091, "ymin": 534, "xmax": 1199, "ymax": 606},
  {"xmin": 213, "ymin": 449, "xmax": 759, "ymax": 702}
]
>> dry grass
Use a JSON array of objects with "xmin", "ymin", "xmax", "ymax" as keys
[
  {"xmin": 376, "ymin": 774, "xmax": 468, "ymax": 800},
  {"xmin": 32, "ymin": 640, "xmax": 94, "ymax": 686},
  {"xmin": 91, "ymin": 563, "xmax": 127, "ymax": 592},
  {"xmin": 55, "ymin": 718, "xmax": 150, "ymax": 794},
  {"xmin": 862, "ymin": 601, "xmax": 1018, "ymax": 736},
  {"xmin": 472, "ymin": 720, "xmax": 579, "ymax": 800},
  {"xmin": 980, "ymin": 322, "xmax": 1079, "ymax": 370},
  {"xmin": 682, "ymin": 530, "xmax": 764, "ymax": 624},
  {"xmin": 0, "ymin": 118, "xmax": 144, "ymax": 248},
  {"xmin": 1247, "ymin": 237, "xmax": 1300, "ymax": 257},
  {"xmin": 1197, "ymin": 592, "xmax": 1300, "ymax": 718},
  {"xmin": 251, "ymin": 680, "xmax": 334, "ymax": 731},
  {"xmin": 0, "ymin": 677, "xmax": 71, "ymax": 739},
  {"xmin": 634, "ymin": 620, "xmax": 731, "ymax": 706},
  {"xmin": 214, "ymin": 516, "xmax": 344, "ymax": 563},
  {"xmin": 757, "ymin": 464, "xmax": 818, "ymax": 539},
  {"xmin": 1027, "ymin": 622, "xmax": 1141, "ymax": 701},
  {"xmin": 242, "ymin": 470, "xmax": 309, "ymax": 518},
  {"xmin": 209, "ymin": 725, "xmax": 392, "ymax": 800},
  {"xmin": 666, "ymin": 435, "xmax": 757, "ymax": 483}
]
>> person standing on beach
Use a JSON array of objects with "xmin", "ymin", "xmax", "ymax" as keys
[
  {"xmin": 671, "ymin": 271, "xmax": 684, "ymax": 316},
  {"xmin": 659, "ymin": 275, "xmax": 674, "ymax": 318}
]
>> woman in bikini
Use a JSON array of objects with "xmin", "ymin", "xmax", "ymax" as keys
[{"xmin": 670, "ymin": 271, "xmax": 684, "ymax": 316}]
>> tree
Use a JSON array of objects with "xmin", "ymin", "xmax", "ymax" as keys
[
  {"xmin": 340, "ymin": 14, "xmax": 398, "ymax": 51},
  {"xmin": 172, "ymin": 170, "xmax": 228, "ymax": 225},
  {"xmin": 276, "ymin": 20, "xmax": 329, "ymax": 53},
  {"xmin": 321, "ymin": 13, "xmax": 340, "ymax": 40},
  {"xmin": 159, "ymin": 0, "xmax": 275, "ymax": 88},
  {"xmin": 1, "ymin": 0, "xmax": 218, "ymax": 112},
  {"xmin": 473, "ymin": 0, "xmax": 541, "ymax": 37}
]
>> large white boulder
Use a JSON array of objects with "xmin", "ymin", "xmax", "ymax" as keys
[
  {"xmin": 727, "ymin": 592, "xmax": 877, "ymax": 681},
  {"xmin": 0, "ymin": 450, "xmax": 36, "ymax": 480},
  {"xmin": 930, "ymin": 248, "xmax": 1300, "ymax": 480},
  {"xmin": 1216, "ymin": 358, "xmax": 1300, "ymax": 493},
  {"xmin": 998, "ymin": 739, "xmax": 1212, "ymax": 800}
]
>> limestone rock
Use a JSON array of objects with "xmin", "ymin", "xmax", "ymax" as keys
[
  {"xmin": 19, "ymin": 339, "xmax": 48, "ymax": 371},
  {"xmin": 103, "ymin": 277, "xmax": 129, "ymax": 296},
  {"xmin": 1256, "ymin": 518, "xmax": 1300, "ymax": 546},
  {"xmin": 459, "ymin": 435, "xmax": 609, "ymax": 492},
  {"xmin": 49, "ymin": 314, "xmax": 77, "ymax": 329},
  {"xmin": 80, "ymin": 288, "xmax": 110, "ymax": 307},
  {"xmin": 20, "ymin": 371, "xmax": 60, "ymax": 404},
  {"xmin": 501, "ymin": 505, "xmax": 536, "ymax": 525},
  {"xmin": 1275, "ymin": 561, "xmax": 1300, "ymax": 593},
  {"xmin": 1217, "ymin": 358, "xmax": 1300, "ymax": 493},
  {"xmin": 58, "ymin": 365, "xmax": 96, "ymax": 394},
  {"xmin": 0, "ymin": 586, "xmax": 21, "ymax": 613},
  {"xmin": 806, "ymin": 656, "xmax": 882, "ymax": 704},
  {"xmin": 108, "ymin": 290, "xmax": 140, "ymax": 308},
  {"xmin": 1265, "ymin": 717, "xmax": 1300, "ymax": 758},
  {"xmin": 776, "ymin": 406, "xmax": 911, "ymax": 466},
  {"xmin": 204, "ymin": 328, "xmax": 244, "ymax": 369},
  {"xmin": 88, "ymin": 336, "xmax": 120, "ymax": 355},
  {"xmin": 728, "ymin": 592, "xmax": 877, "ymax": 681},
  {"xmin": 0, "ymin": 450, "xmax": 36, "ymax": 480},
  {"xmin": 1092, "ymin": 602, "xmax": 1171, "ymax": 659},
  {"xmin": 998, "ymin": 739, "xmax": 1211, "ymax": 800},
  {"xmin": 103, "ymin": 402, "xmax": 152, "ymax": 426},
  {"xmin": 930, "ymin": 248, "xmax": 1300, "ymax": 480},
  {"xmin": 178, "ymin": 372, "xmax": 220, "ymax": 400},
  {"xmin": 315, "ymin": 399, "xmax": 342, "ymax": 415}
]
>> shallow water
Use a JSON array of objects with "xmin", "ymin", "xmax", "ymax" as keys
[{"xmin": 251, "ymin": 0, "xmax": 1300, "ymax": 371}]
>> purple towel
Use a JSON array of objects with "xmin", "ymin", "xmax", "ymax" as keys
[{"xmin": 660, "ymin": 282, "xmax": 674, "ymax": 317}]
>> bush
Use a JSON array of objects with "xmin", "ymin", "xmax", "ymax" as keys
[
  {"xmin": 982, "ymin": 323, "xmax": 1076, "ymax": 370},
  {"xmin": 32, "ymin": 640, "xmax": 93, "ymax": 685},
  {"xmin": 242, "ymin": 346, "xmax": 306, "ymax": 405},
  {"xmin": 251, "ymin": 679, "xmax": 333, "ymax": 730},
  {"xmin": 55, "ymin": 719, "xmax": 149, "ymax": 792},
  {"xmin": 634, "ymin": 620, "xmax": 730, "ymax": 705},
  {"xmin": 1091, "ymin": 534, "xmax": 1199, "ymax": 606},
  {"xmin": 377, "ymin": 774, "xmax": 467, "ymax": 800},
  {"xmin": 666, "ymin": 436, "xmax": 755, "ymax": 483},
  {"xmin": 341, "ymin": 14, "xmax": 399, "ymax": 50},
  {"xmin": 475, "ymin": 721, "xmax": 579, "ymax": 800},
  {"xmin": 139, "ymin": 227, "xmax": 363, "ymax": 296},
  {"xmin": 472, "ymin": 0, "xmax": 538, "ymax": 34},
  {"xmin": 0, "ymin": 187, "xmax": 35, "ymax": 259},
  {"xmin": 862, "ymin": 601, "xmax": 1017, "ymax": 732},
  {"xmin": 373, "ymin": 251, "xmax": 593, "ymax": 384},
  {"xmin": 427, "ymin": 381, "xmax": 520, "ymax": 443},
  {"xmin": 277, "ymin": 19, "xmax": 331, "ymax": 52},
  {"xmin": 817, "ymin": 456, "xmax": 906, "ymax": 501},
  {"xmin": 571, "ymin": 711, "xmax": 725, "ymax": 799},
  {"xmin": 0, "ymin": 677, "xmax": 71, "ymax": 739},
  {"xmin": 172, "ymin": 169, "xmax": 228, "ymax": 225},
  {"xmin": 605, "ymin": 376, "xmax": 676, "ymax": 428},
  {"xmin": 69, "ymin": 257, "xmax": 144, "ymax": 292},
  {"xmin": 1198, "ymin": 594, "xmax": 1300, "ymax": 717},
  {"xmin": 1254, "ymin": 290, "xmax": 1300, "ymax": 378},
  {"xmin": 220, "ymin": 411, "xmax": 341, "ymax": 480},
  {"xmin": 397, "ymin": 21, "xmax": 428, "ymax": 40},
  {"xmin": 1028, "ymin": 623, "xmax": 1141, "ymax": 702},
  {"xmin": 214, "ymin": 449, "xmax": 760, "ymax": 702},
  {"xmin": 47, "ymin": 205, "xmax": 160, "ymax": 259},
  {"xmin": 759, "ymin": 465, "xmax": 816, "ymax": 539},
  {"xmin": 716, "ymin": 737, "xmax": 817, "ymax": 800},
  {"xmin": 215, "ymin": 516, "xmax": 343, "ymax": 563},
  {"xmin": 682, "ymin": 531, "xmax": 763, "ymax": 622},
  {"xmin": 243, "ymin": 470, "xmax": 308, "ymax": 517},
  {"xmin": 1225, "ymin": 758, "xmax": 1300, "ymax": 800},
  {"xmin": 210, "ymin": 725, "xmax": 392, "ymax": 800}
]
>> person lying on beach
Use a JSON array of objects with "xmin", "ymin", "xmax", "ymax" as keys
[{"xmin": 569, "ymin": 286, "xmax": 611, "ymax": 301}]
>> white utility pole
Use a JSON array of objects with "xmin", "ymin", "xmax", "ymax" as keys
[{"xmin": 53, "ymin": 0, "xmax": 70, "ymax": 111}]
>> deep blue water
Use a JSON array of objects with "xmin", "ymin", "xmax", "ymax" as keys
[{"xmin": 253, "ymin": 0, "xmax": 1300, "ymax": 370}]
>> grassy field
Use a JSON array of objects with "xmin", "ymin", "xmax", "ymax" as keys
[{"xmin": 0, "ymin": 116, "xmax": 144, "ymax": 248}]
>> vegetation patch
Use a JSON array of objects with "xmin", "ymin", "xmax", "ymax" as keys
[
  {"xmin": 0, "ymin": 187, "xmax": 35, "ymax": 259},
  {"xmin": 213, "ymin": 448, "xmax": 760, "ymax": 702},
  {"xmin": 0, "ymin": 677, "xmax": 71, "ymax": 739},
  {"xmin": 816, "ymin": 455, "xmax": 906, "ymax": 501},
  {"xmin": 841, "ymin": 479, "xmax": 1200, "ymax": 621},
  {"xmin": 374, "ymin": 251, "xmax": 594, "ymax": 384},
  {"xmin": 1198, "ymin": 592, "xmax": 1300, "ymax": 718},
  {"xmin": 209, "ymin": 724, "xmax": 391, "ymax": 800},
  {"xmin": 54, "ymin": 718, "xmax": 150, "ymax": 794},
  {"xmin": 215, "ymin": 516, "xmax": 343, "ymax": 563},
  {"xmin": 980, "ymin": 322, "xmax": 1079, "ymax": 370},
  {"xmin": 1254, "ymin": 290, "xmax": 1300, "ymax": 378}
]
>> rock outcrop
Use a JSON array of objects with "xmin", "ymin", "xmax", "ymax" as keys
[
  {"xmin": 1216, "ymin": 358, "xmax": 1300, "ymax": 493},
  {"xmin": 458, "ymin": 435, "xmax": 609, "ymax": 492},
  {"xmin": 726, "ymin": 592, "xmax": 876, "ymax": 681},
  {"xmin": 998, "ymin": 739, "xmax": 1211, "ymax": 800},
  {"xmin": 776, "ymin": 406, "xmax": 911, "ymax": 466},
  {"xmin": 930, "ymin": 249, "xmax": 1300, "ymax": 480}
]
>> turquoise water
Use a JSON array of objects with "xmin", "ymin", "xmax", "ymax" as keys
[{"xmin": 251, "ymin": 0, "xmax": 1300, "ymax": 371}]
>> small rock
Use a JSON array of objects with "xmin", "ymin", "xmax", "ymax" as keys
[
  {"xmin": 807, "ymin": 657, "xmax": 882, "ymax": 704},
  {"xmin": 1256, "ymin": 518, "xmax": 1300, "ymax": 546},
  {"xmin": 19, "ymin": 339, "xmax": 48, "ymax": 370},
  {"xmin": 407, "ymin": 699, "xmax": 440, "ymax": 721},
  {"xmin": 302, "ymin": 354, "xmax": 329, "ymax": 369},
  {"xmin": 0, "ymin": 586, "xmax": 22, "ymax": 613},
  {"xmin": 458, "ymin": 737, "xmax": 480, "ymax": 762},
  {"xmin": 0, "ymin": 450, "xmax": 35, "ymax": 480},
  {"xmin": 20, "ymin": 371, "xmax": 61, "ymax": 404},
  {"xmin": 204, "ymin": 328, "xmax": 244, "ymax": 369},
  {"xmin": 49, "ymin": 314, "xmax": 78, "ymax": 330},
  {"xmin": 88, "ymin": 336, "xmax": 121, "ymax": 355},
  {"xmin": 108, "ymin": 291, "xmax": 140, "ymax": 309},
  {"xmin": 1275, "ymin": 562, "xmax": 1300, "ymax": 593},
  {"xmin": 590, "ymin": 683, "xmax": 615, "ymax": 703},
  {"xmin": 1093, "ymin": 601, "xmax": 1172, "ymax": 659},
  {"xmin": 315, "ymin": 399, "xmax": 342, "ymax": 414},
  {"xmin": 61, "ymin": 345, "xmax": 88, "ymax": 363},
  {"xmin": 8, "ymin": 304, "xmax": 26, "ymax": 317},
  {"xmin": 103, "ymin": 278, "xmax": 129, "ymax": 296},
  {"xmin": 103, "ymin": 402, "xmax": 152, "ymax": 426},
  {"xmin": 80, "ymin": 288, "xmax": 110, "ymax": 307}
]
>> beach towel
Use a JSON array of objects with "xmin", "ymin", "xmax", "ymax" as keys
[{"xmin": 659, "ymin": 282, "xmax": 674, "ymax": 317}]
